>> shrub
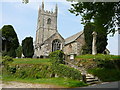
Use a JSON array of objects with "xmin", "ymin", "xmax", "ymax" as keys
[
  {"xmin": 52, "ymin": 64, "xmax": 82, "ymax": 80},
  {"xmin": 2, "ymin": 51, "xmax": 7, "ymax": 57},
  {"xmin": 8, "ymin": 66, "xmax": 16, "ymax": 74},
  {"xmin": 2, "ymin": 56, "xmax": 13, "ymax": 65},
  {"xmin": 16, "ymin": 46, "xmax": 22, "ymax": 58},
  {"xmin": 94, "ymin": 58, "xmax": 120, "ymax": 69},
  {"xmin": 49, "ymin": 50, "xmax": 64, "ymax": 64},
  {"xmin": 88, "ymin": 68, "xmax": 120, "ymax": 82}
]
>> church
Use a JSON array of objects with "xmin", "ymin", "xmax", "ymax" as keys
[{"xmin": 34, "ymin": 2, "xmax": 85, "ymax": 58}]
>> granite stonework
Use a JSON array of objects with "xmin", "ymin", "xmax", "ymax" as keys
[{"xmin": 34, "ymin": 2, "xmax": 86, "ymax": 58}]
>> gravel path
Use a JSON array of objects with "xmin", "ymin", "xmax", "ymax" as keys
[{"xmin": 1, "ymin": 81, "xmax": 64, "ymax": 88}]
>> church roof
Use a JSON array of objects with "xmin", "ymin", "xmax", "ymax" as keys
[
  {"xmin": 65, "ymin": 31, "xmax": 83, "ymax": 45},
  {"xmin": 44, "ymin": 32, "xmax": 64, "ymax": 43}
]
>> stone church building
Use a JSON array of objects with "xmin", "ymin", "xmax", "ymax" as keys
[{"xmin": 34, "ymin": 2, "xmax": 85, "ymax": 58}]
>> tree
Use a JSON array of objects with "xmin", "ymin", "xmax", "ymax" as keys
[
  {"xmin": 69, "ymin": 2, "xmax": 119, "ymax": 53},
  {"xmin": 82, "ymin": 23, "xmax": 94, "ymax": 54},
  {"xmin": 16, "ymin": 46, "xmax": 22, "ymax": 58},
  {"xmin": 22, "ymin": 0, "xmax": 29, "ymax": 4},
  {"xmin": 69, "ymin": 2, "xmax": 119, "ymax": 34},
  {"xmin": 1, "ymin": 25, "xmax": 19, "ymax": 57},
  {"xmin": 83, "ymin": 23, "xmax": 108, "ymax": 54},
  {"xmin": 22, "ymin": 37, "xmax": 34, "ymax": 58}
]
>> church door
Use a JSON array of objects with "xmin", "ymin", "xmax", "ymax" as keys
[{"xmin": 52, "ymin": 39, "xmax": 61, "ymax": 52}]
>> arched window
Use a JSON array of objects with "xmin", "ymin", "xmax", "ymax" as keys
[
  {"xmin": 47, "ymin": 18, "xmax": 51, "ymax": 24},
  {"xmin": 52, "ymin": 39, "xmax": 61, "ymax": 52}
]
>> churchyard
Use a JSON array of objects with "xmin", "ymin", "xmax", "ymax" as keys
[
  {"xmin": 1, "ymin": 53, "xmax": 120, "ymax": 88},
  {"xmin": 1, "ymin": 1, "xmax": 120, "ymax": 88}
]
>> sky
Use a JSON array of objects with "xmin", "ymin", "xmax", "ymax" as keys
[{"xmin": 0, "ymin": 0, "xmax": 119, "ymax": 55}]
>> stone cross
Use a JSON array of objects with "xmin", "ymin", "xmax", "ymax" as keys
[{"xmin": 92, "ymin": 31, "xmax": 97, "ymax": 55}]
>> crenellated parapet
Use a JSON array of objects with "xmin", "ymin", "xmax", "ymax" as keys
[{"xmin": 38, "ymin": 0, "xmax": 57, "ymax": 16}]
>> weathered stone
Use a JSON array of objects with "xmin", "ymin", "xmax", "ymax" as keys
[
  {"xmin": 92, "ymin": 31, "xmax": 97, "ymax": 55},
  {"xmin": 34, "ymin": 2, "xmax": 85, "ymax": 57}
]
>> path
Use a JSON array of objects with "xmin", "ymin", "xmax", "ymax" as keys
[
  {"xmin": 1, "ymin": 81, "xmax": 64, "ymax": 88},
  {"xmin": 1, "ymin": 81, "xmax": 119, "ymax": 89}
]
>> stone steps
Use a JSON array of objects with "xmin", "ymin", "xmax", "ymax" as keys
[
  {"xmin": 85, "ymin": 74, "xmax": 101, "ymax": 84},
  {"xmin": 65, "ymin": 60, "xmax": 101, "ymax": 85}
]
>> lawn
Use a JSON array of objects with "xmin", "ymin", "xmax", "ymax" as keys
[
  {"xmin": 12, "ymin": 58, "xmax": 51, "ymax": 65},
  {"xmin": 75, "ymin": 54, "xmax": 120, "ymax": 60},
  {"xmin": 2, "ymin": 74, "xmax": 87, "ymax": 88}
]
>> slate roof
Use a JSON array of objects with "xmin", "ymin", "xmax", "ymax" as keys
[
  {"xmin": 45, "ymin": 32, "xmax": 64, "ymax": 41},
  {"xmin": 65, "ymin": 31, "xmax": 83, "ymax": 45}
]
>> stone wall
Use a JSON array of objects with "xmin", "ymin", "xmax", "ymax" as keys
[
  {"xmin": 34, "ymin": 33, "xmax": 64, "ymax": 57},
  {"xmin": 64, "ymin": 33, "xmax": 85, "ymax": 55}
]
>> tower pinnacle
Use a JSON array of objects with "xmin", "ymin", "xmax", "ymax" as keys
[
  {"xmin": 55, "ymin": 4, "xmax": 58, "ymax": 14},
  {"xmin": 42, "ymin": 0, "xmax": 44, "ymax": 10}
]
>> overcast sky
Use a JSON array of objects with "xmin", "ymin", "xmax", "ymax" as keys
[{"xmin": 0, "ymin": 0, "xmax": 119, "ymax": 55}]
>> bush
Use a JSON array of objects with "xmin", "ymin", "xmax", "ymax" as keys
[
  {"xmin": 2, "ymin": 56, "xmax": 13, "ymax": 65},
  {"xmin": 52, "ymin": 64, "xmax": 82, "ymax": 80},
  {"xmin": 49, "ymin": 50, "xmax": 64, "ymax": 64},
  {"xmin": 94, "ymin": 58, "xmax": 120, "ymax": 69},
  {"xmin": 88, "ymin": 68, "xmax": 120, "ymax": 82},
  {"xmin": 16, "ymin": 46, "xmax": 22, "ymax": 58},
  {"xmin": 2, "ymin": 51, "xmax": 7, "ymax": 57},
  {"xmin": 8, "ymin": 66, "xmax": 16, "ymax": 74}
]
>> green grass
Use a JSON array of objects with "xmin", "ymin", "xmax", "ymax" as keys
[
  {"xmin": 75, "ymin": 54, "xmax": 120, "ymax": 60},
  {"xmin": 2, "ymin": 75, "xmax": 87, "ymax": 88},
  {"xmin": 87, "ymin": 68, "xmax": 120, "ymax": 82},
  {"xmin": 12, "ymin": 58, "xmax": 51, "ymax": 65}
]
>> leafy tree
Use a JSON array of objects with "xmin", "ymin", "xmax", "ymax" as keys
[
  {"xmin": 82, "ymin": 23, "xmax": 94, "ymax": 54},
  {"xmin": 83, "ymin": 23, "xmax": 108, "ymax": 53},
  {"xmin": 22, "ymin": 37, "xmax": 34, "ymax": 58},
  {"xmin": 69, "ymin": 2, "xmax": 119, "ymax": 34},
  {"xmin": 7, "ymin": 48, "xmax": 16, "ymax": 58},
  {"xmin": 69, "ymin": 2, "xmax": 119, "ymax": 53},
  {"xmin": 16, "ymin": 46, "xmax": 22, "ymax": 58},
  {"xmin": 22, "ymin": 0, "xmax": 29, "ymax": 4},
  {"xmin": 1, "ymin": 25, "xmax": 19, "ymax": 57}
]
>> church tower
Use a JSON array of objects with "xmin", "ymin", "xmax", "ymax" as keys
[
  {"xmin": 34, "ymin": 1, "xmax": 64, "ymax": 58},
  {"xmin": 35, "ymin": 1, "xmax": 58, "ymax": 45}
]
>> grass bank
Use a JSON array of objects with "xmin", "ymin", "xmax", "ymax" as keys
[
  {"xmin": 75, "ymin": 54, "xmax": 120, "ymax": 82},
  {"xmin": 2, "ymin": 56, "xmax": 86, "ymax": 88},
  {"xmin": 87, "ymin": 68, "xmax": 120, "ymax": 82},
  {"xmin": 2, "ymin": 74, "xmax": 87, "ymax": 88}
]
